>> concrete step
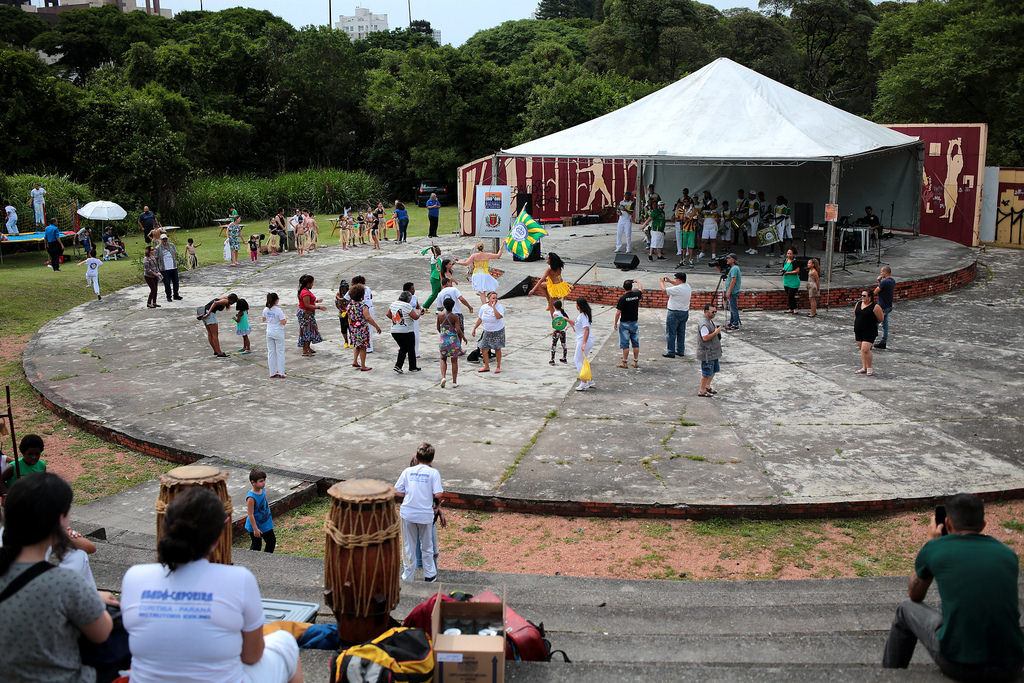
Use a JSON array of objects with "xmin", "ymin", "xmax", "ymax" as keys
[
  {"xmin": 297, "ymin": 651, "xmax": 945, "ymax": 683},
  {"xmin": 85, "ymin": 530, "xmax": 964, "ymax": 682}
]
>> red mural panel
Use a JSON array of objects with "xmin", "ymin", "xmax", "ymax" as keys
[
  {"xmin": 459, "ymin": 156, "xmax": 638, "ymax": 235},
  {"xmin": 886, "ymin": 123, "xmax": 987, "ymax": 246}
]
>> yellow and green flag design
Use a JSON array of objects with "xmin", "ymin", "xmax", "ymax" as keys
[{"xmin": 505, "ymin": 208, "xmax": 548, "ymax": 258}]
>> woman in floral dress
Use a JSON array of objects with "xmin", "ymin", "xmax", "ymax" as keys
[
  {"xmin": 347, "ymin": 283, "xmax": 381, "ymax": 371},
  {"xmin": 436, "ymin": 296, "xmax": 466, "ymax": 388}
]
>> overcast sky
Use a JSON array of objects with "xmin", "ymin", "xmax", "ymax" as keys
[{"xmin": 151, "ymin": 1, "xmax": 761, "ymax": 46}]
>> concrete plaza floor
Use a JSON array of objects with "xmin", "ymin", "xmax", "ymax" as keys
[{"xmin": 22, "ymin": 227, "xmax": 1024, "ymax": 526}]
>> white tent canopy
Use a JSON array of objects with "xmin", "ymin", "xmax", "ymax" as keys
[
  {"xmin": 502, "ymin": 57, "xmax": 918, "ymax": 163},
  {"xmin": 498, "ymin": 57, "xmax": 923, "ymax": 283}
]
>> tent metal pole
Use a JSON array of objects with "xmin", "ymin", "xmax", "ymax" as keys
[
  {"xmin": 913, "ymin": 144, "xmax": 924, "ymax": 237},
  {"xmin": 824, "ymin": 157, "xmax": 841, "ymax": 308},
  {"xmin": 630, "ymin": 160, "xmax": 638, "ymax": 222},
  {"xmin": 490, "ymin": 154, "xmax": 500, "ymax": 251}
]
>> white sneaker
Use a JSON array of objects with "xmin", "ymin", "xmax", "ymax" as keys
[
  {"xmin": 575, "ymin": 382, "xmax": 587, "ymax": 391},
  {"xmin": 697, "ymin": 252, "xmax": 705, "ymax": 259},
  {"xmin": 711, "ymin": 253, "xmax": 716, "ymax": 259}
]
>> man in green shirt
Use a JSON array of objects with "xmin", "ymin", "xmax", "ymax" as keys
[
  {"xmin": 883, "ymin": 493, "xmax": 1024, "ymax": 680},
  {"xmin": 641, "ymin": 200, "xmax": 667, "ymax": 261}
]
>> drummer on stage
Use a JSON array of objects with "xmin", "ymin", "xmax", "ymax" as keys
[
  {"xmin": 615, "ymin": 191, "xmax": 634, "ymax": 254},
  {"xmin": 743, "ymin": 190, "xmax": 761, "ymax": 255}
]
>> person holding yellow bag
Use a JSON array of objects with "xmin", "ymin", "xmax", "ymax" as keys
[{"xmin": 569, "ymin": 297, "xmax": 595, "ymax": 391}]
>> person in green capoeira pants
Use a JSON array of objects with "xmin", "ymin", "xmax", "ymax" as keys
[{"xmin": 421, "ymin": 245, "xmax": 443, "ymax": 312}]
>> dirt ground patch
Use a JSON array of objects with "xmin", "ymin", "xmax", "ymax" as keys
[
  {"xmin": 266, "ymin": 495, "xmax": 1024, "ymax": 581},
  {"xmin": 1, "ymin": 335, "xmax": 172, "ymax": 503}
]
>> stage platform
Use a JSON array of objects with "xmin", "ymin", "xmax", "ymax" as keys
[{"xmin": 23, "ymin": 228, "xmax": 1024, "ymax": 522}]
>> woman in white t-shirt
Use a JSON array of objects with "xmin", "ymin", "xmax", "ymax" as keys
[
  {"xmin": 121, "ymin": 488, "xmax": 301, "ymax": 683},
  {"xmin": 388, "ymin": 291, "xmax": 421, "ymax": 374},
  {"xmin": 471, "ymin": 291, "xmax": 505, "ymax": 373},
  {"xmin": 262, "ymin": 292, "xmax": 288, "ymax": 379},
  {"xmin": 570, "ymin": 297, "xmax": 595, "ymax": 391}
]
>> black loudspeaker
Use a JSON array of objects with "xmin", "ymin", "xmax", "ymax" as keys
[
  {"xmin": 614, "ymin": 253, "xmax": 640, "ymax": 270},
  {"xmin": 793, "ymin": 202, "xmax": 813, "ymax": 229},
  {"xmin": 515, "ymin": 193, "xmax": 533, "ymax": 215},
  {"xmin": 512, "ymin": 241, "xmax": 541, "ymax": 262}
]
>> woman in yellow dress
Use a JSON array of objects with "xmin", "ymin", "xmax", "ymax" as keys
[
  {"xmin": 455, "ymin": 242, "xmax": 504, "ymax": 304},
  {"xmin": 529, "ymin": 251, "xmax": 571, "ymax": 316}
]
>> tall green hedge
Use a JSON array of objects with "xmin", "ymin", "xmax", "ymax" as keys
[
  {"xmin": 1, "ymin": 173, "xmax": 96, "ymax": 232},
  {"xmin": 164, "ymin": 169, "xmax": 385, "ymax": 227}
]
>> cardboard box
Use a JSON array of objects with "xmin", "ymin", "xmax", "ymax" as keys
[
  {"xmin": 431, "ymin": 586, "xmax": 506, "ymax": 683},
  {"xmin": 561, "ymin": 216, "xmax": 573, "ymax": 226}
]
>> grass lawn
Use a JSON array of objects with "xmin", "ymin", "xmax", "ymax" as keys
[{"xmin": 0, "ymin": 205, "xmax": 460, "ymax": 334}]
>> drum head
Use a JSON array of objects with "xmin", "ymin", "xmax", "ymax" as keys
[
  {"xmin": 551, "ymin": 316, "xmax": 567, "ymax": 331},
  {"xmin": 161, "ymin": 464, "xmax": 224, "ymax": 484},
  {"xmin": 328, "ymin": 479, "xmax": 395, "ymax": 502}
]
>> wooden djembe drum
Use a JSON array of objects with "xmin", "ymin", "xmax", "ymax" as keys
[
  {"xmin": 155, "ymin": 465, "xmax": 234, "ymax": 565},
  {"xmin": 323, "ymin": 479, "xmax": 401, "ymax": 643}
]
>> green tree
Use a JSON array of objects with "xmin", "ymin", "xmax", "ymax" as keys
[
  {"xmin": 409, "ymin": 19, "xmax": 434, "ymax": 35},
  {"xmin": 353, "ymin": 27, "xmax": 439, "ymax": 70},
  {"xmin": 74, "ymin": 77, "xmax": 191, "ymax": 207},
  {"xmin": 711, "ymin": 9, "xmax": 799, "ymax": 86},
  {"xmin": 587, "ymin": 0, "xmax": 704, "ymax": 81},
  {"xmin": 0, "ymin": 48, "xmax": 80, "ymax": 173},
  {"xmin": 516, "ymin": 65, "xmax": 658, "ymax": 141},
  {"xmin": 461, "ymin": 18, "xmax": 594, "ymax": 68},
  {"xmin": 363, "ymin": 46, "xmax": 519, "ymax": 187},
  {"xmin": 0, "ymin": 6, "xmax": 49, "ymax": 49},
  {"xmin": 871, "ymin": 0, "xmax": 1024, "ymax": 165},
  {"xmin": 31, "ymin": 4, "xmax": 173, "ymax": 82},
  {"xmin": 536, "ymin": 0, "xmax": 598, "ymax": 20},
  {"xmin": 260, "ymin": 26, "xmax": 368, "ymax": 170},
  {"xmin": 758, "ymin": 0, "xmax": 879, "ymax": 113}
]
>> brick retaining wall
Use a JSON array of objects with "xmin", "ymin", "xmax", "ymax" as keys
[{"xmin": 534, "ymin": 261, "xmax": 977, "ymax": 311}]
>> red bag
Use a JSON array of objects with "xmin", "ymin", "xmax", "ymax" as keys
[
  {"xmin": 401, "ymin": 592, "xmax": 456, "ymax": 632},
  {"xmin": 471, "ymin": 590, "xmax": 550, "ymax": 661}
]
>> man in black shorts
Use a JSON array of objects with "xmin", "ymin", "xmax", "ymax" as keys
[{"xmin": 613, "ymin": 279, "xmax": 643, "ymax": 369}]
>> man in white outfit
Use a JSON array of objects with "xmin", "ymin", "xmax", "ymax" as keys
[
  {"xmin": 29, "ymin": 183, "xmax": 46, "ymax": 226},
  {"xmin": 395, "ymin": 443, "xmax": 443, "ymax": 582},
  {"xmin": 615, "ymin": 191, "xmax": 634, "ymax": 253}
]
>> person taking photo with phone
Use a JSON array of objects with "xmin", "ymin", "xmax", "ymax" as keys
[{"xmin": 882, "ymin": 493, "xmax": 1024, "ymax": 680}]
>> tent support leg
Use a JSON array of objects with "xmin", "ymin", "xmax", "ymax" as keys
[
  {"xmin": 913, "ymin": 144, "xmax": 924, "ymax": 237},
  {"xmin": 824, "ymin": 157, "xmax": 841, "ymax": 310},
  {"xmin": 491, "ymin": 154, "xmax": 500, "ymax": 251}
]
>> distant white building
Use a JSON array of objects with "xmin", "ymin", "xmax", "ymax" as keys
[
  {"xmin": 336, "ymin": 7, "xmax": 389, "ymax": 41},
  {"xmin": 17, "ymin": 0, "xmax": 172, "ymax": 19}
]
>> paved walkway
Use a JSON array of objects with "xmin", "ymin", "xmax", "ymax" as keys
[{"xmin": 22, "ymin": 230, "xmax": 1024, "ymax": 524}]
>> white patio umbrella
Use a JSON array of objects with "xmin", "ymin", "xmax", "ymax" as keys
[{"xmin": 77, "ymin": 201, "xmax": 128, "ymax": 221}]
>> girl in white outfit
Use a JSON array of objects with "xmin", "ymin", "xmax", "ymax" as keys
[
  {"xmin": 78, "ymin": 250, "xmax": 102, "ymax": 299},
  {"xmin": 262, "ymin": 292, "xmax": 287, "ymax": 378},
  {"xmin": 570, "ymin": 297, "xmax": 595, "ymax": 391}
]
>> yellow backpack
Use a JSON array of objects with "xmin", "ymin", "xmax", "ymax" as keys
[{"xmin": 330, "ymin": 627, "xmax": 434, "ymax": 683}]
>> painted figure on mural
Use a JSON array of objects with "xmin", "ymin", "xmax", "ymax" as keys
[
  {"xmin": 578, "ymin": 159, "xmax": 612, "ymax": 211},
  {"xmin": 941, "ymin": 138, "xmax": 964, "ymax": 223}
]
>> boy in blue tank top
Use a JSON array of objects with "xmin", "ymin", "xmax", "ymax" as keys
[{"xmin": 244, "ymin": 468, "xmax": 275, "ymax": 553}]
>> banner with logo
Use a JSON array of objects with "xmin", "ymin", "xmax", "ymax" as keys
[{"xmin": 475, "ymin": 185, "xmax": 512, "ymax": 238}]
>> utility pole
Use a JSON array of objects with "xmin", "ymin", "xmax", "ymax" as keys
[
  {"xmin": 407, "ymin": 0, "xmax": 411, "ymax": 26},
  {"xmin": 328, "ymin": 0, "xmax": 332, "ymax": 27}
]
